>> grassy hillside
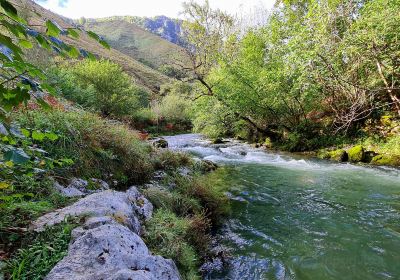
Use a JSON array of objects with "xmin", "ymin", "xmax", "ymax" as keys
[
  {"xmin": 84, "ymin": 19, "xmax": 186, "ymax": 69},
  {"xmin": 15, "ymin": 0, "xmax": 170, "ymax": 94}
]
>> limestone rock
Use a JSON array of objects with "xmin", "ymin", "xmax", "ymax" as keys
[
  {"xmin": 31, "ymin": 190, "xmax": 143, "ymax": 234},
  {"xmin": 54, "ymin": 178, "xmax": 110, "ymax": 198},
  {"xmin": 53, "ymin": 181, "xmax": 85, "ymax": 198},
  {"xmin": 45, "ymin": 222, "xmax": 180, "ymax": 280}
]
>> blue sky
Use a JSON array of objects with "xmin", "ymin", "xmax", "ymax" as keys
[{"xmin": 36, "ymin": 0, "xmax": 275, "ymax": 19}]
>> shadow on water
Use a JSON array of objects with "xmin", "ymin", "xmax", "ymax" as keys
[{"xmin": 164, "ymin": 134, "xmax": 400, "ymax": 280}]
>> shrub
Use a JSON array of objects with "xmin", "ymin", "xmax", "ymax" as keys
[
  {"xmin": 51, "ymin": 60, "xmax": 150, "ymax": 118},
  {"xmin": 152, "ymin": 94, "xmax": 191, "ymax": 124},
  {"xmin": 16, "ymin": 109, "xmax": 154, "ymax": 186}
]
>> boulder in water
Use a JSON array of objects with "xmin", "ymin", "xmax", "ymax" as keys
[
  {"xmin": 153, "ymin": 138, "xmax": 169, "ymax": 148},
  {"xmin": 371, "ymin": 154, "xmax": 400, "ymax": 167},
  {"xmin": 212, "ymin": 138, "xmax": 224, "ymax": 144},
  {"xmin": 328, "ymin": 149, "xmax": 348, "ymax": 162},
  {"xmin": 348, "ymin": 145, "xmax": 365, "ymax": 163}
]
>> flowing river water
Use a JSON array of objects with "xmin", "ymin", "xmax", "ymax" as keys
[{"xmin": 164, "ymin": 134, "xmax": 400, "ymax": 280}]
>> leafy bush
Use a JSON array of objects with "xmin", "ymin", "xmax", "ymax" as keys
[
  {"xmin": 16, "ymin": 109, "xmax": 154, "ymax": 186},
  {"xmin": 152, "ymin": 94, "xmax": 191, "ymax": 124},
  {"xmin": 52, "ymin": 60, "xmax": 150, "ymax": 118}
]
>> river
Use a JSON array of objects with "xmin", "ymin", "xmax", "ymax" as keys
[{"xmin": 164, "ymin": 134, "xmax": 400, "ymax": 280}]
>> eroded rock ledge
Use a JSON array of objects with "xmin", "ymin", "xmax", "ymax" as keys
[{"xmin": 31, "ymin": 187, "xmax": 181, "ymax": 280}]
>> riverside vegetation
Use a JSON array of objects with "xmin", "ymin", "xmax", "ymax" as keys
[{"xmin": 1, "ymin": 0, "xmax": 400, "ymax": 279}]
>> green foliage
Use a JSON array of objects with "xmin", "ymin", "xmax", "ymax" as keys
[
  {"xmin": 144, "ymin": 209, "xmax": 200, "ymax": 279},
  {"xmin": 0, "ymin": 0, "xmax": 107, "ymax": 126},
  {"xmin": 53, "ymin": 60, "xmax": 149, "ymax": 118},
  {"xmin": 16, "ymin": 109, "xmax": 154, "ymax": 186},
  {"xmin": 5, "ymin": 222, "xmax": 77, "ymax": 280},
  {"xmin": 153, "ymin": 93, "xmax": 191, "ymax": 124},
  {"xmin": 187, "ymin": 0, "xmax": 400, "ymax": 151}
]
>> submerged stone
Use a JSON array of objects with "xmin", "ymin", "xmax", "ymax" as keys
[{"xmin": 153, "ymin": 138, "xmax": 169, "ymax": 148}]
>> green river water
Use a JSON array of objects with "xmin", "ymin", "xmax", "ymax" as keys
[{"xmin": 165, "ymin": 134, "xmax": 400, "ymax": 280}]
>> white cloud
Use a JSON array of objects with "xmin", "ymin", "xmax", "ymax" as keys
[{"xmin": 36, "ymin": 0, "xmax": 275, "ymax": 19}]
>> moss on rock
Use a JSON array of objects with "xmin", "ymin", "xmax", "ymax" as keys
[
  {"xmin": 371, "ymin": 154, "xmax": 400, "ymax": 166},
  {"xmin": 317, "ymin": 150, "xmax": 331, "ymax": 160},
  {"xmin": 348, "ymin": 145, "xmax": 365, "ymax": 163},
  {"xmin": 329, "ymin": 149, "xmax": 348, "ymax": 162}
]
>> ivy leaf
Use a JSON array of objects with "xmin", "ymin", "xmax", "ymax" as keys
[
  {"xmin": 46, "ymin": 20, "xmax": 62, "ymax": 37},
  {"xmin": 4, "ymin": 148, "xmax": 30, "ymax": 164}
]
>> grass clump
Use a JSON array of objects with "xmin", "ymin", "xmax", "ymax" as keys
[
  {"xmin": 143, "ymin": 169, "xmax": 231, "ymax": 278},
  {"xmin": 4, "ymin": 222, "xmax": 77, "ymax": 280},
  {"xmin": 144, "ymin": 209, "xmax": 199, "ymax": 279},
  {"xmin": 17, "ymin": 109, "xmax": 154, "ymax": 186}
]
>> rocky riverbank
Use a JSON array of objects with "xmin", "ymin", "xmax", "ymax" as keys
[{"xmin": 33, "ymin": 186, "xmax": 180, "ymax": 280}]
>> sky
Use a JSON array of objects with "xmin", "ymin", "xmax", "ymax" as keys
[{"xmin": 36, "ymin": 0, "xmax": 275, "ymax": 19}]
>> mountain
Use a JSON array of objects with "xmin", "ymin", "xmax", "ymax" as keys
[
  {"xmin": 83, "ymin": 16, "xmax": 184, "ymax": 46},
  {"xmin": 16, "ymin": 0, "xmax": 171, "ymax": 94},
  {"xmin": 82, "ymin": 19, "xmax": 186, "ymax": 70}
]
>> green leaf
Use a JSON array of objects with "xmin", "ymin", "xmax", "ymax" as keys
[
  {"xmin": 4, "ymin": 148, "xmax": 30, "ymax": 164},
  {"xmin": 86, "ymin": 31, "xmax": 100, "ymax": 41},
  {"xmin": 45, "ymin": 132, "xmax": 58, "ymax": 141},
  {"xmin": 21, "ymin": 128, "xmax": 30, "ymax": 137},
  {"xmin": 0, "ymin": 0, "xmax": 17, "ymax": 16},
  {"xmin": 19, "ymin": 39, "xmax": 33, "ymax": 49},
  {"xmin": 0, "ymin": 0, "xmax": 26, "ymax": 24},
  {"xmin": 40, "ymin": 83, "xmax": 57, "ymax": 96},
  {"xmin": 46, "ymin": 20, "xmax": 62, "ymax": 37},
  {"xmin": 99, "ymin": 39, "xmax": 110, "ymax": 50},
  {"xmin": 67, "ymin": 28, "xmax": 80, "ymax": 39},
  {"xmin": 35, "ymin": 35, "xmax": 51, "ymax": 50},
  {"xmin": 32, "ymin": 130, "xmax": 45, "ymax": 141},
  {"xmin": 66, "ymin": 45, "xmax": 80, "ymax": 58}
]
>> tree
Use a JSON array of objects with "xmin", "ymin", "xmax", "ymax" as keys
[
  {"xmin": 0, "ymin": 0, "xmax": 109, "ymax": 131},
  {"xmin": 180, "ymin": 0, "xmax": 235, "ymax": 97}
]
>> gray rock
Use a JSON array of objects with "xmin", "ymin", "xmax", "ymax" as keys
[
  {"xmin": 127, "ymin": 186, "xmax": 153, "ymax": 221},
  {"xmin": 53, "ymin": 182, "xmax": 85, "ymax": 198},
  {"xmin": 45, "ymin": 218, "xmax": 180, "ymax": 280},
  {"xmin": 68, "ymin": 178, "xmax": 88, "ymax": 192},
  {"xmin": 0, "ymin": 122, "xmax": 8, "ymax": 136},
  {"xmin": 31, "ymin": 190, "xmax": 142, "ymax": 234},
  {"xmin": 90, "ymin": 178, "xmax": 110, "ymax": 191}
]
